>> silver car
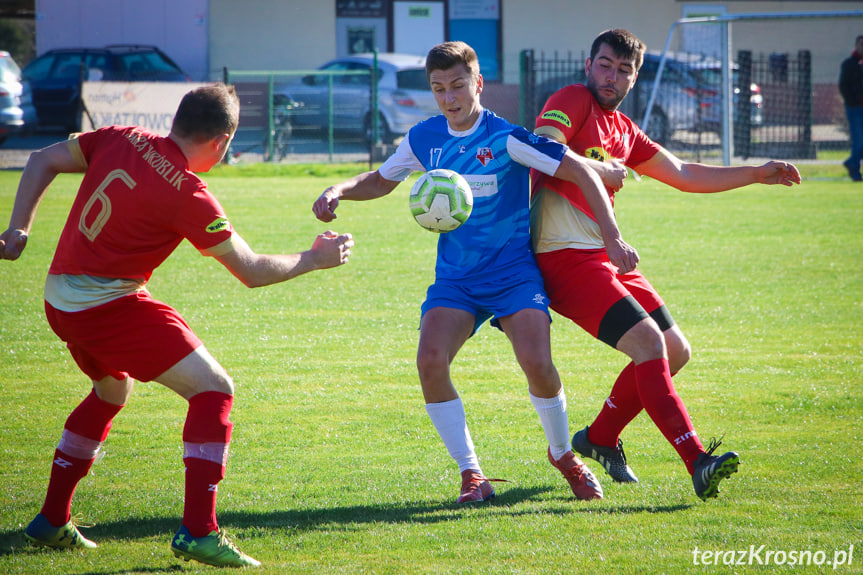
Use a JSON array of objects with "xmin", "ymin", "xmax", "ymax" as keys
[
  {"xmin": 0, "ymin": 51, "xmax": 37, "ymax": 147},
  {"xmin": 534, "ymin": 52, "xmax": 762, "ymax": 146},
  {"xmin": 276, "ymin": 53, "xmax": 438, "ymax": 143}
]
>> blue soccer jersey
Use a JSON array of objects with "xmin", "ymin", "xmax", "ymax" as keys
[{"xmin": 379, "ymin": 109, "xmax": 567, "ymax": 282}]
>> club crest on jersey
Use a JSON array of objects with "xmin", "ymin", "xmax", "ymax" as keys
[
  {"xmin": 585, "ymin": 147, "xmax": 611, "ymax": 162},
  {"xmin": 476, "ymin": 147, "xmax": 494, "ymax": 166}
]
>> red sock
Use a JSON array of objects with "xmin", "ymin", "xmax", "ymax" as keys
[
  {"xmin": 182, "ymin": 391, "xmax": 233, "ymax": 537},
  {"xmin": 634, "ymin": 358, "xmax": 703, "ymax": 473},
  {"xmin": 41, "ymin": 391, "xmax": 123, "ymax": 526},
  {"xmin": 588, "ymin": 362, "xmax": 644, "ymax": 447}
]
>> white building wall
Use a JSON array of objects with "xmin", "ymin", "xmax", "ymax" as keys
[
  {"xmin": 35, "ymin": 0, "xmax": 209, "ymax": 81},
  {"xmin": 502, "ymin": 0, "xmax": 679, "ymax": 83},
  {"xmin": 209, "ymin": 0, "xmax": 334, "ymax": 77},
  {"xmin": 32, "ymin": 1, "xmax": 861, "ymax": 85},
  {"xmin": 503, "ymin": 0, "xmax": 861, "ymax": 85}
]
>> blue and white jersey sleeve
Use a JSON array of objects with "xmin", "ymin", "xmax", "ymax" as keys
[
  {"xmin": 379, "ymin": 135, "xmax": 423, "ymax": 182},
  {"xmin": 506, "ymin": 126, "xmax": 566, "ymax": 176}
]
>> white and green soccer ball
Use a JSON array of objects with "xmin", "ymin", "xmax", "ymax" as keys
[{"xmin": 409, "ymin": 169, "xmax": 473, "ymax": 233}]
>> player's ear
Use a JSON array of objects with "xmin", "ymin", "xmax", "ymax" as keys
[
  {"xmin": 475, "ymin": 73, "xmax": 484, "ymax": 94},
  {"xmin": 213, "ymin": 133, "xmax": 232, "ymax": 154},
  {"xmin": 585, "ymin": 58, "xmax": 592, "ymax": 76}
]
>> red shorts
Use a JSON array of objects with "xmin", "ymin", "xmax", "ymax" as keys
[
  {"xmin": 536, "ymin": 248, "xmax": 666, "ymax": 339},
  {"xmin": 45, "ymin": 292, "xmax": 202, "ymax": 382}
]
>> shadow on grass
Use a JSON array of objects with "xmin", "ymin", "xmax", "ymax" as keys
[{"xmin": 0, "ymin": 485, "xmax": 692, "ymax": 555}]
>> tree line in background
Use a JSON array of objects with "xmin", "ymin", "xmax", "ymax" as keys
[{"xmin": 0, "ymin": 19, "xmax": 35, "ymax": 64}]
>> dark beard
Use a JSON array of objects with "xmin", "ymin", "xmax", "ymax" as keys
[{"xmin": 586, "ymin": 77, "xmax": 626, "ymax": 111}]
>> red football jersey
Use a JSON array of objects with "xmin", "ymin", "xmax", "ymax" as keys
[
  {"xmin": 530, "ymin": 84, "xmax": 660, "ymax": 221},
  {"xmin": 49, "ymin": 126, "xmax": 233, "ymax": 281}
]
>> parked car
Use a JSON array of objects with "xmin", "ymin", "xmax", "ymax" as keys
[
  {"xmin": 535, "ymin": 52, "xmax": 762, "ymax": 145},
  {"xmin": 687, "ymin": 60, "xmax": 763, "ymax": 132},
  {"xmin": 0, "ymin": 51, "xmax": 37, "ymax": 146},
  {"xmin": 22, "ymin": 44, "xmax": 188, "ymax": 131},
  {"xmin": 275, "ymin": 53, "xmax": 438, "ymax": 144}
]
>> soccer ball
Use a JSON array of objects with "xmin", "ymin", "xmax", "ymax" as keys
[{"xmin": 409, "ymin": 169, "xmax": 473, "ymax": 233}]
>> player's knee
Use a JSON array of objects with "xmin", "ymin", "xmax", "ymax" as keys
[
  {"xmin": 669, "ymin": 345, "xmax": 691, "ymax": 373},
  {"xmin": 207, "ymin": 368, "xmax": 235, "ymax": 395},
  {"xmin": 666, "ymin": 331, "xmax": 692, "ymax": 373},
  {"xmin": 618, "ymin": 318, "xmax": 666, "ymax": 362},
  {"xmin": 94, "ymin": 375, "xmax": 134, "ymax": 405},
  {"xmin": 639, "ymin": 323, "xmax": 666, "ymax": 357},
  {"xmin": 416, "ymin": 347, "xmax": 449, "ymax": 380},
  {"xmin": 518, "ymin": 353, "xmax": 557, "ymax": 382}
]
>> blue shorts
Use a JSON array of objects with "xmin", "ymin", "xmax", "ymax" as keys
[{"xmin": 421, "ymin": 265, "xmax": 551, "ymax": 334}]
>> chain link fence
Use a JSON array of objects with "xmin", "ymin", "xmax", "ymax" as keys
[
  {"xmin": 520, "ymin": 11, "xmax": 860, "ymax": 164},
  {"xmin": 519, "ymin": 48, "xmax": 836, "ymax": 163}
]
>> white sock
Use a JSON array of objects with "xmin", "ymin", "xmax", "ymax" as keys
[
  {"xmin": 425, "ymin": 398, "xmax": 481, "ymax": 474},
  {"xmin": 530, "ymin": 390, "xmax": 571, "ymax": 460}
]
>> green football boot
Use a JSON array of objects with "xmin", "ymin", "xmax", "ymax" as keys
[
  {"xmin": 171, "ymin": 525, "xmax": 261, "ymax": 568},
  {"xmin": 25, "ymin": 513, "xmax": 97, "ymax": 549}
]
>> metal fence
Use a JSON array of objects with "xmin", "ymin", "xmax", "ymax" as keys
[
  {"xmin": 519, "ymin": 48, "xmax": 834, "ymax": 162},
  {"xmin": 225, "ymin": 50, "xmax": 844, "ymax": 165},
  {"xmin": 224, "ymin": 68, "xmax": 385, "ymax": 166}
]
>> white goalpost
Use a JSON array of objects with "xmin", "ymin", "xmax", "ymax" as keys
[{"xmin": 643, "ymin": 9, "xmax": 863, "ymax": 165}]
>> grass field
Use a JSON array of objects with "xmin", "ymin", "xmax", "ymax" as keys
[{"xmin": 0, "ymin": 161, "xmax": 861, "ymax": 574}]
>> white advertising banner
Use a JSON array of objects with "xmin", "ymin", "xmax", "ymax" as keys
[{"xmin": 81, "ymin": 82, "xmax": 210, "ymax": 136}]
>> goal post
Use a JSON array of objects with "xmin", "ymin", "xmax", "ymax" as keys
[{"xmin": 644, "ymin": 9, "xmax": 863, "ymax": 165}]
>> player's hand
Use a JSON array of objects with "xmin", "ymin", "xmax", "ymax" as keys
[
  {"xmin": 599, "ymin": 159, "xmax": 628, "ymax": 192},
  {"xmin": 311, "ymin": 230, "xmax": 354, "ymax": 269},
  {"xmin": 606, "ymin": 237, "xmax": 639, "ymax": 275},
  {"xmin": 0, "ymin": 228, "xmax": 28, "ymax": 261},
  {"xmin": 760, "ymin": 161, "xmax": 801, "ymax": 186},
  {"xmin": 313, "ymin": 188, "xmax": 340, "ymax": 222}
]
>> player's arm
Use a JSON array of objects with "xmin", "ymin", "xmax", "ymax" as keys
[
  {"xmin": 553, "ymin": 150, "xmax": 639, "ymax": 274},
  {"xmin": 635, "ymin": 147, "xmax": 801, "ymax": 192},
  {"xmin": 313, "ymin": 170, "xmax": 400, "ymax": 222},
  {"xmin": 212, "ymin": 231, "xmax": 354, "ymax": 288},
  {"xmin": 1, "ymin": 141, "xmax": 86, "ymax": 260},
  {"xmin": 535, "ymin": 125, "xmax": 627, "ymax": 191}
]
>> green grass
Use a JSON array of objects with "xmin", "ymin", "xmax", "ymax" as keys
[{"xmin": 1, "ymin": 161, "xmax": 861, "ymax": 574}]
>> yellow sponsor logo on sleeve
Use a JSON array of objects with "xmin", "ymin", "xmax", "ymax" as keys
[
  {"xmin": 206, "ymin": 217, "xmax": 230, "ymax": 233},
  {"xmin": 585, "ymin": 147, "xmax": 611, "ymax": 162},
  {"xmin": 540, "ymin": 110, "xmax": 571, "ymax": 128}
]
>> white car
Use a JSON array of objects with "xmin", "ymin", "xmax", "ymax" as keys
[
  {"xmin": 276, "ymin": 53, "xmax": 438, "ymax": 144},
  {"xmin": 0, "ymin": 51, "xmax": 37, "ymax": 147}
]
